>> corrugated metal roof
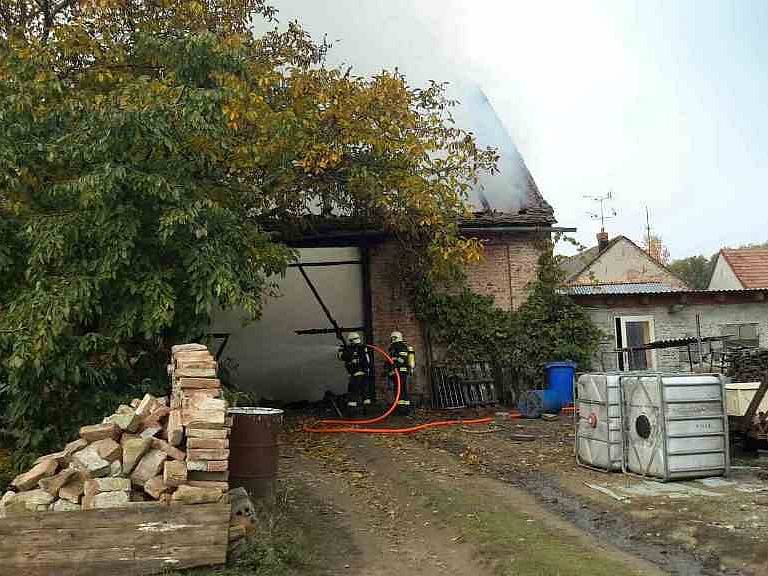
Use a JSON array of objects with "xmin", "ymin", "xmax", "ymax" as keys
[
  {"xmin": 564, "ymin": 284, "xmax": 768, "ymax": 297},
  {"xmin": 562, "ymin": 282, "xmax": 686, "ymax": 295}
]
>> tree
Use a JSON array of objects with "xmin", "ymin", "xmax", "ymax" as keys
[
  {"xmin": 668, "ymin": 255, "xmax": 714, "ymax": 290},
  {"xmin": 0, "ymin": 1, "xmax": 496, "ymax": 456},
  {"xmin": 642, "ymin": 234, "xmax": 671, "ymax": 265}
]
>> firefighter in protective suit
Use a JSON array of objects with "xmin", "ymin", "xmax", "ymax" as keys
[
  {"xmin": 388, "ymin": 331, "xmax": 416, "ymax": 414},
  {"xmin": 337, "ymin": 332, "xmax": 373, "ymax": 415}
]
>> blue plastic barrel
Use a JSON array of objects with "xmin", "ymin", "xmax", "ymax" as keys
[{"xmin": 545, "ymin": 361, "xmax": 576, "ymax": 408}]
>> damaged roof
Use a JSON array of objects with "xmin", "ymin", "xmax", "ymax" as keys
[{"xmin": 458, "ymin": 86, "xmax": 555, "ymax": 227}]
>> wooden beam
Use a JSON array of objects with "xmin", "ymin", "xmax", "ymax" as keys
[
  {"xmin": 741, "ymin": 374, "xmax": 768, "ymax": 434},
  {"xmin": 0, "ymin": 503, "xmax": 230, "ymax": 575}
]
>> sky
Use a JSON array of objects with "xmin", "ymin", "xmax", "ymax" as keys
[{"xmin": 260, "ymin": 1, "xmax": 768, "ymax": 259}]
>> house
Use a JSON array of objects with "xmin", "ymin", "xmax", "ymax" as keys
[
  {"xmin": 561, "ymin": 233, "xmax": 689, "ymax": 289},
  {"xmin": 562, "ymin": 236, "xmax": 768, "ymax": 373},
  {"xmin": 708, "ymin": 247, "xmax": 768, "ymax": 290},
  {"xmin": 566, "ymin": 285, "xmax": 768, "ymax": 372},
  {"xmin": 210, "ymin": 87, "xmax": 560, "ymax": 403}
]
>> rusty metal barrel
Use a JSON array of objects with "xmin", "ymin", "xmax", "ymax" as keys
[{"xmin": 228, "ymin": 407, "xmax": 284, "ymax": 496}]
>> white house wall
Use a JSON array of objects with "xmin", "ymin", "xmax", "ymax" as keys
[
  {"xmin": 574, "ymin": 238, "xmax": 686, "ymax": 288},
  {"xmin": 708, "ymin": 254, "xmax": 743, "ymax": 290},
  {"xmin": 210, "ymin": 247, "xmax": 365, "ymax": 402},
  {"xmin": 582, "ymin": 301, "xmax": 768, "ymax": 372}
]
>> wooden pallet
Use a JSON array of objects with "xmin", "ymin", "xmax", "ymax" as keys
[{"xmin": 0, "ymin": 502, "xmax": 230, "ymax": 575}]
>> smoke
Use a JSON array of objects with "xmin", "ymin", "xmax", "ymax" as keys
[
  {"xmin": 453, "ymin": 85, "xmax": 530, "ymax": 213},
  {"xmin": 254, "ymin": 0, "xmax": 534, "ymax": 213}
]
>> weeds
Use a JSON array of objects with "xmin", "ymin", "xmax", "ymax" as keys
[{"xmin": 177, "ymin": 487, "xmax": 314, "ymax": 576}]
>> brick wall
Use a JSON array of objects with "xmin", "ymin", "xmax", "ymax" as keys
[
  {"xmin": 465, "ymin": 235, "xmax": 543, "ymax": 311},
  {"xmin": 368, "ymin": 241, "xmax": 427, "ymax": 398},
  {"xmin": 368, "ymin": 234, "xmax": 544, "ymax": 400}
]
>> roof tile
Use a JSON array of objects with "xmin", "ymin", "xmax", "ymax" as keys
[{"xmin": 721, "ymin": 248, "xmax": 768, "ymax": 288}]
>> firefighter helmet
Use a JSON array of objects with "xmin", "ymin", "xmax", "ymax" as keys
[
  {"xmin": 347, "ymin": 332, "xmax": 362, "ymax": 345},
  {"xmin": 390, "ymin": 331, "xmax": 404, "ymax": 343}
]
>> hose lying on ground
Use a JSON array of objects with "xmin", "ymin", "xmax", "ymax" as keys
[{"xmin": 304, "ymin": 344, "xmax": 493, "ymax": 434}]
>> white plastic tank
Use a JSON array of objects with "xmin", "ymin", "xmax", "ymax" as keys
[
  {"xmin": 621, "ymin": 374, "xmax": 730, "ymax": 481},
  {"xmin": 576, "ymin": 373, "xmax": 623, "ymax": 471}
]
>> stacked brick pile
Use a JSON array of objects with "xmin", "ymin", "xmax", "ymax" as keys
[
  {"xmin": 0, "ymin": 344, "xmax": 231, "ymax": 516},
  {"xmin": 168, "ymin": 343, "xmax": 231, "ymax": 491}
]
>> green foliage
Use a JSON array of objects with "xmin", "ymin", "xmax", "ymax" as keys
[
  {"xmin": 177, "ymin": 488, "xmax": 313, "ymax": 576},
  {"xmin": 668, "ymin": 255, "xmax": 715, "ymax": 290},
  {"xmin": 417, "ymin": 239, "xmax": 602, "ymax": 393},
  {"xmin": 0, "ymin": 1, "xmax": 495, "ymax": 458}
]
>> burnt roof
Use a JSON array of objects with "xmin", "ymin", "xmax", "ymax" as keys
[{"xmin": 458, "ymin": 86, "xmax": 555, "ymax": 227}]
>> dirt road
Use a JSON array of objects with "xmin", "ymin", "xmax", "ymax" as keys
[{"xmin": 281, "ymin": 429, "xmax": 666, "ymax": 576}]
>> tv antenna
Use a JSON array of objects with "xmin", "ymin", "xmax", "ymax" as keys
[{"xmin": 584, "ymin": 190, "xmax": 617, "ymax": 233}]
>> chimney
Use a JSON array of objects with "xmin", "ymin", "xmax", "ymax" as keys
[{"xmin": 597, "ymin": 231, "xmax": 609, "ymax": 252}]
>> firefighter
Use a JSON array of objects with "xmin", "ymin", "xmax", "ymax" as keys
[
  {"xmin": 337, "ymin": 332, "xmax": 372, "ymax": 415},
  {"xmin": 388, "ymin": 331, "xmax": 416, "ymax": 414}
]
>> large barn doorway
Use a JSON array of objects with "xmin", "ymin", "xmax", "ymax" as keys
[{"xmin": 210, "ymin": 247, "xmax": 366, "ymax": 402}]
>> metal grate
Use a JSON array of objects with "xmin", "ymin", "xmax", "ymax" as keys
[{"xmin": 431, "ymin": 364, "xmax": 498, "ymax": 409}]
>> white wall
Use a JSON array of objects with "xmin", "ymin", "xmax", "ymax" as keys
[
  {"xmin": 583, "ymin": 301, "xmax": 768, "ymax": 372},
  {"xmin": 574, "ymin": 238, "xmax": 686, "ymax": 288},
  {"xmin": 210, "ymin": 247, "xmax": 364, "ymax": 402},
  {"xmin": 708, "ymin": 253, "xmax": 743, "ymax": 290}
]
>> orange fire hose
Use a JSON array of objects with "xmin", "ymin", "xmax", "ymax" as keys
[{"xmin": 303, "ymin": 344, "xmax": 493, "ymax": 434}]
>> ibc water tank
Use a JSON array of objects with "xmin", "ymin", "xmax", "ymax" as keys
[
  {"xmin": 576, "ymin": 373, "xmax": 623, "ymax": 472},
  {"xmin": 621, "ymin": 374, "xmax": 730, "ymax": 481}
]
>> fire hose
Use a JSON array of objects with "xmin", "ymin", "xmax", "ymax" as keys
[{"xmin": 303, "ymin": 344, "xmax": 493, "ymax": 434}]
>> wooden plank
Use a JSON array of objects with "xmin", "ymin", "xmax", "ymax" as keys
[
  {"xmin": 0, "ymin": 530, "xmax": 227, "ymax": 560},
  {"xmin": 0, "ymin": 503, "xmax": 230, "ymax": 575},
  {"xmin": 5, "ymin": 550, "xmax": 226, "ymax": 576},
  {"xmin": 0, "ymin": 503, "xmax": 227, "ymax": 530}
]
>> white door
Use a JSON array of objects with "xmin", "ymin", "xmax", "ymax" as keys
[{"xmin": 617, "ymin": 316, "xmax": 656, "ymax": 371}]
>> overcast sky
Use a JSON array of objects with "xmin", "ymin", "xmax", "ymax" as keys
[{"xmin": 264, "ymin": 1, "xmax": 768, "ymax": 258}]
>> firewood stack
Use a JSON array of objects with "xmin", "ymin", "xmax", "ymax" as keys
[
  {"xmin": 0, "ymin": 344, "xmax": 231, "ymax": 516},
  {"xmin": 726, "ymin": 348, "xmax": 768, "ymax": 383}
]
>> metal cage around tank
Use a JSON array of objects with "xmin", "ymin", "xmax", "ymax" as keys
[
  {"xmin": 575, "ymin": 373, "xmax": 624, "ymax": 472},
  {"xmin": 620, "ymin": 373, "xmax": 730, "ymax": 481},
  {"xmin": 575, "ymin": 372, "xmax": 730, "ymax": 481}
]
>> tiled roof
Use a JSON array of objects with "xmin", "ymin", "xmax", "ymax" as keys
[
  {"xmin": 562, "ymin": 282, "xmax": 686, "ymax": 295},
  {"xmin": 721, "ymin": 248, "xmax": 768, "ymax": 288}
]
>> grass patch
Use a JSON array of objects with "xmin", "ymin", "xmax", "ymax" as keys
[{"xmin": 411, "ymin": 472, "xmax": 644, "ymax": 576}]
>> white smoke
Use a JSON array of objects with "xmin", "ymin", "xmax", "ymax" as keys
[{"xmin": 253, "ymin": 0, "xmax": 534, "ymax": 213}]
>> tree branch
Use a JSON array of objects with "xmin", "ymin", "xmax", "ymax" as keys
[{"xmin": 52, "ymin": 0, "xmax": 77, "ymax": 16}]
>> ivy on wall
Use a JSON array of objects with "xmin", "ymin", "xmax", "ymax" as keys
[{"xmin": 415, "ymin": 238, "xmax": 602, "ymax": 395}]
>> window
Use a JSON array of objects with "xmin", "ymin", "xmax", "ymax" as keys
[
  {"xmin": 722, "ymin": 323, "xmax": 759, "ymax": 349},
  {"xmin": 615, "ymin": 316, "xmax": 656, "ymax": 371}
]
